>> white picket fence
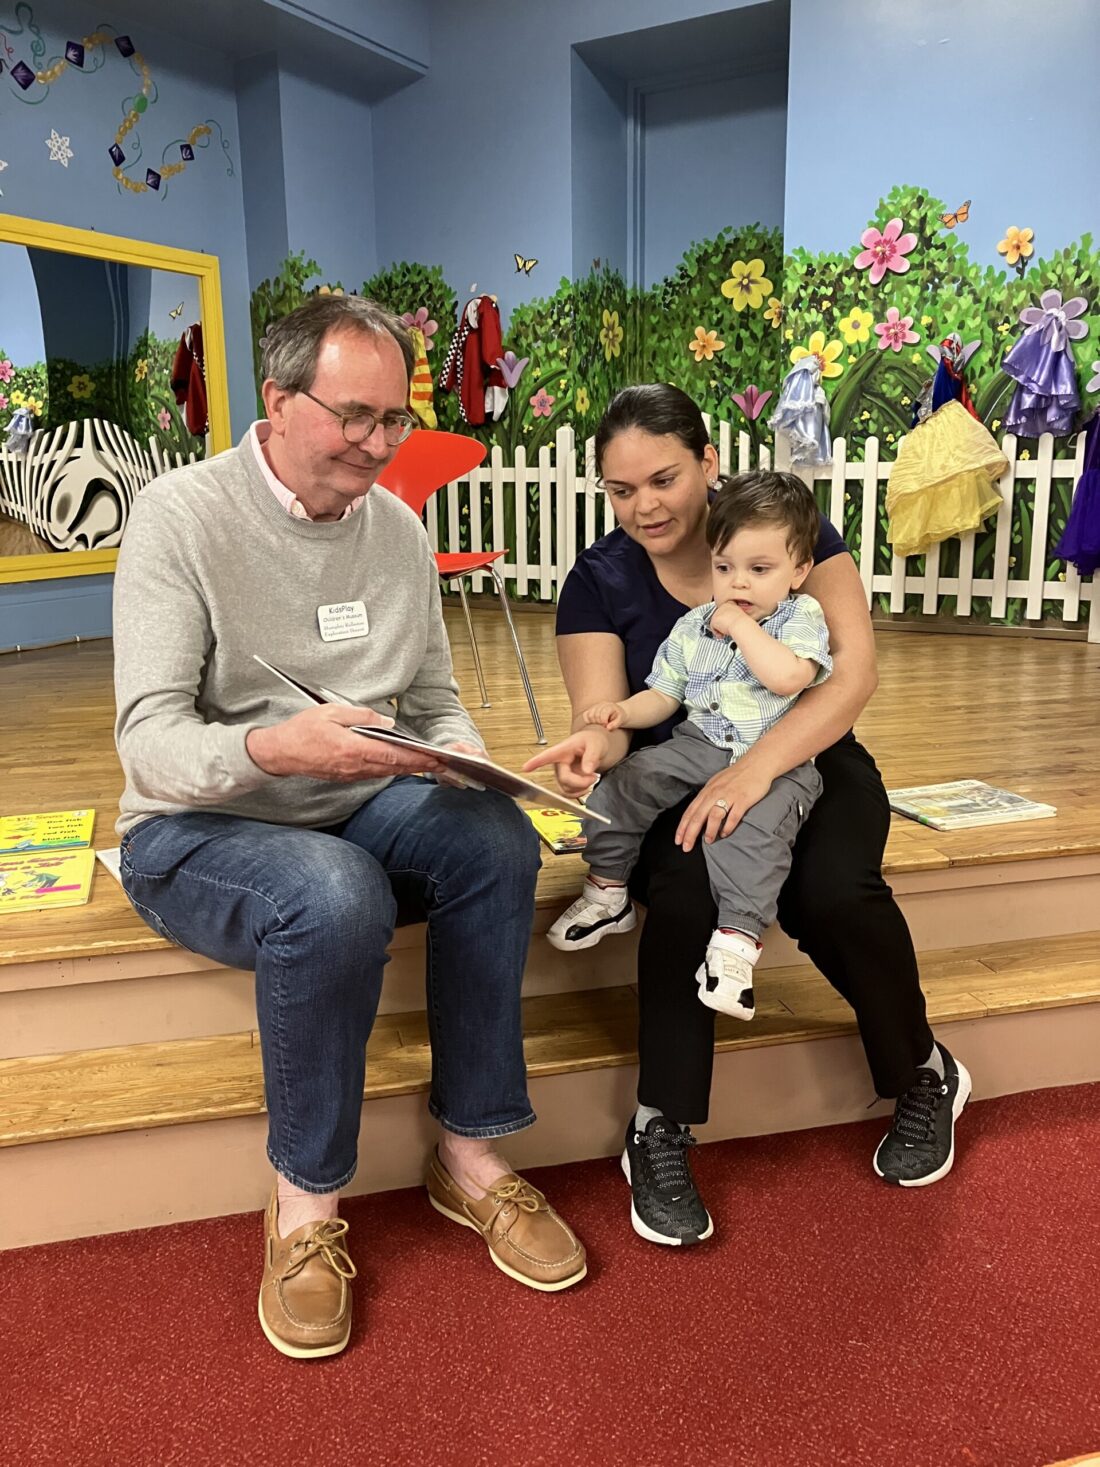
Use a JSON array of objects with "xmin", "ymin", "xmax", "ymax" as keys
[{"xmin": 425, "ymin": 420, "xmax": 1099, "ymax": 641}]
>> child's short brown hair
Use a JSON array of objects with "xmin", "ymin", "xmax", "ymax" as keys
[{"xmin": 705, "ymin": 471, "xmax": 819, "ymax": 564}]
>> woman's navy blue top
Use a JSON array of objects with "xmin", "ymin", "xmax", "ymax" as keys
[{"xmin": 556, "ymin": 513, "xmax": 849, "ymax": 748}]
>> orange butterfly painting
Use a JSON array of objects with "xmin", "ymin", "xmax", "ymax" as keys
[{"xmin": 940, "ymin": 200, "xmax": 971, "ymax": 229}]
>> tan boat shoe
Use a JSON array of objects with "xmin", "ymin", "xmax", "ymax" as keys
[
  {"xmin": 425, "ymin": 1150, "xmax": 587, "ymax": 1293},
  {"xmin": 258, "ymin": 1189, "xmax": 357, "ymax": 1359}
]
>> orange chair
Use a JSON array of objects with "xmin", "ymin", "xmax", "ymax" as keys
[{"xmin": 380, "ymin": 430, "xmax": 546, "ymax": 743}]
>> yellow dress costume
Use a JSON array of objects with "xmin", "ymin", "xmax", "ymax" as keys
[{"xmin": 886, "ymin": 399, "xmax": 1006, "ymax": 559}]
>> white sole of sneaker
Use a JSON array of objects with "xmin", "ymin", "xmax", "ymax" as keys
[
  {"xmin": 696, "ymin": 985, "xmax": 754, "ymax": 1020},
  {"xmin": 257, "ymin": 1292, "xmax": 351, "ymax": 1359},
  {"xmin": 546, "ymin": 904, "xmax": 637, "ymax": 952},
  {"xmin": 873, "ymin": 1059, "xmax": 973, "ymax": 1188},
  {"xmin": 426, "ymin": 1191, "xmax": 587, "ymax": 1291},
  {"xmin": 620, "ymin": 1150, "xmax": 715, "ymax": 1245}
]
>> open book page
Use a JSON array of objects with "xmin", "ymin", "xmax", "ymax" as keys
[{"xmin": 253, "ymin": 656, "xmax": 608, "ymax": 824}]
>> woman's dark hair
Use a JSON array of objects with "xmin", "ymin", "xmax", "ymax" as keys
[
  {"xmin": 594, "ymin": 383, "xmax": 710, "ymax": 477},
  {"xmin": 706, "ymin": 472, "xmax": 820, "ymax": 564}
]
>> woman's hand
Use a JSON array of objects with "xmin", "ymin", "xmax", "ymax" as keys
[
  {"xmin": 522, "ymin": 726, "xmax": 612, "ymax": 798},
  {"xmin": 675, "ymin": 758, "xmax": 775, "ymax": 851},
  {"xmin": 580, "ymin": 701, "xmax": 625, "ymax": 730}
]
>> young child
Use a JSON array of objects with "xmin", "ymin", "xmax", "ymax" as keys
[{"xmin": 547, "ymin": 472, "xmax": 832, "ymax": 1020}]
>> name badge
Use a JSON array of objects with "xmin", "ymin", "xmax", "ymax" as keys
[{"xmin": 317, "ymin": 600, "xmax": 369, "ymax": 642}]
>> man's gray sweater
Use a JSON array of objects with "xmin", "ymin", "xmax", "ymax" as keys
[{"xmin": 113, "ymin": 433, "xmax": 481, "ymax": 834}]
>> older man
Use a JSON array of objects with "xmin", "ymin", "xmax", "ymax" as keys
[{"xmin": 112, "ymin": 296, "xmax": 586, "ymax": 1360}]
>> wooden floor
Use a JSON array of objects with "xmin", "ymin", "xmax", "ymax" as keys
[{"xmin": 2, "ymin": 606, "xmax": 1100, "ymax": 968}]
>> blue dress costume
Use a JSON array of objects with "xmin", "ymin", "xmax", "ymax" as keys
[{"xmin": 1054, "ymin": 415, "xmax": 1100, "ymax": 576}]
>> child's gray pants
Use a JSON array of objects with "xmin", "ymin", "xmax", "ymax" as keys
[{"xmin": 584, "ymin": 720, "xmax": 822, "ymax": 936}]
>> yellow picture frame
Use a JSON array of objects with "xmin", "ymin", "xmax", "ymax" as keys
[{"xmin": 0, "ymin": 212, "xmax": 232, "ymax": 585}]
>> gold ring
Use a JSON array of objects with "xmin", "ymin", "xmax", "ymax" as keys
[{"xmin": 714, "ymin": 798, "xmax": 730, "ymax": 811}]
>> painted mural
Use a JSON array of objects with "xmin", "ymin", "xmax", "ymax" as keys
[
  {"xmin": 249, "ymin": 186, "xmax": 1099, "ymax": 623},
  {"xmin": 1, "ymin": 4, "xmax": 235, "ymax": 198}
]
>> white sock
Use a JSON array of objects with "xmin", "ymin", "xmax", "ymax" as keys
[
  {"xmin": 634, "ymin": 1104, "xmax": 689, "ymax": 1133},
  {"xmin": 923, "ymin": 1041, "xmax": 945, "ymax": 1080},
  {"xmin": 276, "ymin": 1177, "xmax": 340, "ymax": 1238}
]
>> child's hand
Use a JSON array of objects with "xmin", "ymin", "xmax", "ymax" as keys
[
  {"xmin": 710, "ymin": 601, "xmax": 752, "ymax": 640},
  {"xmin": 581, "ymin": 701, "xmax": 625, "ymax": 730}
]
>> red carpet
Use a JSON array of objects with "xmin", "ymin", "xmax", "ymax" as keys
[{"xmin": 5, "ymin": 1082, "xmax": 1100, "ymax": 1467}]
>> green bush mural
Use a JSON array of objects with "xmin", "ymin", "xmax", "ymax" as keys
[
  {"xmin": 1, "ymin": 334, "xmax": 205, "ymax": 463},
  {"xmin": 249, "ymin": 188, "xmax": 1099, "ymax": 624}
]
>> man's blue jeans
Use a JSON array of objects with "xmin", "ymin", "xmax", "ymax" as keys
[{"xmin": 120, "ymin": 778, "xmax": 542, "ymax": 1192}]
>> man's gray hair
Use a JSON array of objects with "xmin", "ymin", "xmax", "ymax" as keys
[{"xmin": 259, "ymin": 294, "xmax": 415, "ymax": 392}]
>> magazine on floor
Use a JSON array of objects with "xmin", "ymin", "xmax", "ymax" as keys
[
  {"xmin": 253, "ymin": 656, "xmax": 608, "ymax": 824},
  {"xmin": 887, "ymin": 779, "xmax": 1057, "ymax": 831}
]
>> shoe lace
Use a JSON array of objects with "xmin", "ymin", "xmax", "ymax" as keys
[
  {"xmin": 485, "ymin": 1178, "xmax": 541, "ymax": 1214},
  {"xmin": 891, "ymin": 1075, "xmax": 944, "ymax": 1146},
  {"xmin": 639, "ymin": 1127, "xmax": 698, "ymax": 1195},
  {"xmin": 286, "ymin": 1219, "xmax": 357, "ymax": 1280}
]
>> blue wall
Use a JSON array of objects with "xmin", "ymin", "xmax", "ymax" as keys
[
  {"xmin": 3, "ymin": 0, "xmax": 1098, "ymax": 649},
  {"xmin": 784, "ymin": 0, "xmax": 1100, "ymax": 262},
  {"xmin": 641, "ymin": 64, "xmax": 787, "ymax": 287},
  {"xmin": 570, "ymin": 52, "xmax": 628, "ymax": 283}
]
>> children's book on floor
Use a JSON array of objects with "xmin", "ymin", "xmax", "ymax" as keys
[
  {"xmin": 526, "ymin": 807, "xmax": 587, "ymax": 854},
  {"xmin": 886, "ymin": 780, "xmax": 1056, "ymax": 831},
  {"xmin": 0, "ymin": 848, "xmax": 97, "ymax": 913},
  {"xmin": 0, "ymin": 808, "xmax": 96, "ymax": 854}
]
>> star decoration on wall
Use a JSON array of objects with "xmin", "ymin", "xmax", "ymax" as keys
[{"xmin": 46, "ymin": 130, "xmax": 74, "ymax": 168}]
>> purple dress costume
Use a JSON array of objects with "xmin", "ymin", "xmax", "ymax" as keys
[
  {"xmin": 1054, "ymin": 415, "xmax": 1100, "ymax": 576},
  {"xmin": 1002, "ymin": 290, "xmax": 1086, "ymax": 439}
]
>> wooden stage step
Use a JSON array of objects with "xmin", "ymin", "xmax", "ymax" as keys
[{"xmin": 5, "ymin": 929, "xmax": 1099, "ymax": 1150}]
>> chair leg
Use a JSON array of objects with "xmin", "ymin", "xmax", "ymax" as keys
[
  {"xmin": 489, "ymin": 565, "xmax": 546, "ymax": 744},
  {"xmin": 454, "ymin": 576, "xmax": 491, "ymax": 708}
]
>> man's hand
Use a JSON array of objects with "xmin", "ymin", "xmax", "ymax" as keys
[
  {"xmin": 580, "ymin": 701, "xmax": 625, "ymax": 731},
  {"xmin": 523, "ymin": 727, "xmax": 611, "ymax": 798},
  {"xmin": 675, "ymin": 758, "xmax": 774, "ymax": 851},
  {"xmin": 709, "ymin": 602, "xmax": 753, "ymax": 641},
  {"xmin": 247, "ymin": 705, "xmax": 445, "ymax": 783},
  {"xmin": 434, "ymin": 738, "xmax": 489, "ymax": 790}
]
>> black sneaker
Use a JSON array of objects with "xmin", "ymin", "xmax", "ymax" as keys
[
  {"xmin": 621, "ymin": 1116, "xmax": 714, "ymax": 1245},
  {"xmin": 873, "ymin": 1043, "xmax": 972, "ymax": 1187}
]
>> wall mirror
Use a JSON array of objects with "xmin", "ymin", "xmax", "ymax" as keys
[{"xmin": 0, "ymin": 213, "xmax": 230, "ymax": 583}]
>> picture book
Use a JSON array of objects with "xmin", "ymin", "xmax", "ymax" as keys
[
  {"xmin": 527, "ymin": 806, "xmax": 587, "ymax": 854},
  {"xmin": 254, "ymin": 656, "xmax": 609, "ymax": 824},
  {"xmin": 0, "ymin": 848, "xmax": 97, "ymax": 913},
  {"xmin": 0, "ymin": 808, "xmax": 95, "ymax": 855},
  {"xmin": 887, "ymin": 780, "xmax": 1056, "ymax": 831}
]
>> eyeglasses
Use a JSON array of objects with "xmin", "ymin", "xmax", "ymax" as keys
[{"xmin": 300, "ymin": 390, "xmax": 416, "ymax": 447}]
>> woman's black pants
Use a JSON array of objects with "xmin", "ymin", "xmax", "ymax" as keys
[{"xmin": 628, "ymin": 736, "xmax": 934, "ymax": 1122}]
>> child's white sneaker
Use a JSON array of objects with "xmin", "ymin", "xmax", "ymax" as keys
[
  {"xmin": 547, "ymin": 880, "xmax": 636, "ymax": 951},
  {"xmin": 695, "ymin": 930, "xmax": 758, "ymax": 1019}
]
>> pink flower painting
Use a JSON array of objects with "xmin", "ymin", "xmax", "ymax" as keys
[
  {"xmin": 854, "ymin": 218, "xmax": 917, "ymax": 286},
  {"xmin": 731, "ymin": 384, "xmax": 773, "ymax": 421},
  {"xmin": 874, "ymin": 307, "xmax": 919, "ymax": 353},
  {"xmin": 529, "ymin": 388, "xmax": 555, "ymax": 418},
  {"xmin": 400, "ymin": 306, "xmax": 439, "ymax": 350}
]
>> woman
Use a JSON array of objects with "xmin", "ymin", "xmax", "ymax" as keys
[{"xmin": 525, "ymin": 385, "xmax": 971, "ymax": 1246}]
